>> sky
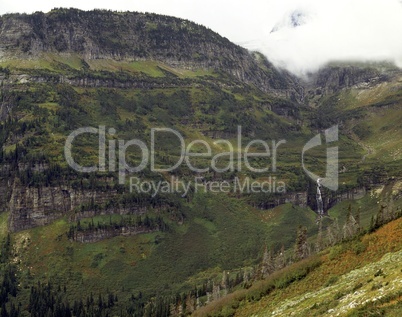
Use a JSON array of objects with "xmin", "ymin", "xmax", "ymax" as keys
[{"xmin": 1, "ymin": 0, "xmax": 402, "ymax": 76}]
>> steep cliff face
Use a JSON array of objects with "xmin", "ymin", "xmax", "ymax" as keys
[
  {"xmin": 304, "ymin": 65, "xmax": 392, "ymax": 102},
  {"xmin": 73, "ymin": 226, "xmax": 157, "ymax": 243},
  {"xmin": 0, "ymin": 9, "xmax": 303, "ymax": 99},
  {"xmin": 6, "ymin": 182, "xmax": 368, "ymax": 234},
  {"xmin": 7, "ymin": 180, "xmax": 162, "ymax": 232}
]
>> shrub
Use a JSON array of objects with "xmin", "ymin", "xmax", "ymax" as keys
[
  {"xmin": 334, "ymin": 291, "xmax": 346, "ymax": 300},
  {"xmin": 352, "ymin": 282, "xmax": 363, "ymax": 292},
  {"xmin": 328, "ymin": 245, "xmax": 345, "ymax": 260},
  {"xmin": 351, "ymin": 241, "xmax": 366, "ymax": 255},
  {"xmin": 325, "ymin": 275, "xmax": 339, "ymax": 287}
]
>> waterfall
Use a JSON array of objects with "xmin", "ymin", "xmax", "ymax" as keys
[{"xmin": 316, "ymin": 178, "xmax": 324, "ymax": 215}]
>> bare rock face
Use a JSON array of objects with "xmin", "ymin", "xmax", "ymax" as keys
[
  {"xmin": 314, "ymin": 66, "xmax": 385, "ymax": 93},
  {"xmin": 73, "ymin": 226, "xmax": 156, "ymax": 243},
  {"xmin": 4, "ymin": 180, "xmax": 369, "ymax": 233},
  {"xmin": 8, "ymin": 182, "xmax": 66, "ymax": 231},
  {"xmin": 6, "ymin": 180, "xmax": 154, "ymax": 232},
  {"xmin": 304, "ymin": 65, "xmax": 391, "ymax": 99}
]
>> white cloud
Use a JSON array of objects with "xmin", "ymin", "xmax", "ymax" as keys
[
  {"xmin": 1, "ymin": 0, "xmax": 402, "ymax": 76},
  {"xmin": 249, "ymin": 0, "xmax": 402, "ymax": 75}
]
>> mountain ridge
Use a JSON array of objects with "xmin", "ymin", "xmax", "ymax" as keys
[{"xmin": 0, "ymin": 8, "xmax": 305, "ymax": 100}]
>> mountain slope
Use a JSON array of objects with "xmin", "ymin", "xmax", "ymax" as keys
[
  {"xmin": 192, "ymin": 186, "xmax": 402, "ymax": 317},
  {"xmin": 0, "ymin": 8, "xmax": 304, "ymax": 99},
  {"xmin": 234, "ymin": 216, "xmax": 402, "ymax": 317}
]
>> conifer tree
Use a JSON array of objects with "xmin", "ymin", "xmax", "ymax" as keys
[
  {"xmin": 275, "ymin": 245, "xmax": 286, "ymax": 270},
  {"xmin": 295, "ymin": 225, "xmax": 308, "ymax": 260},
  {"xmin": 260, "ymin": 246, "xmax": 275, "ymax": 278},
  {"xmin": 355, "ymin": 207, "xmax": 361, "ymax": 233},
  {"xmin": 315, "ymin": 218, "xmax": 323, "ymax": 252}
]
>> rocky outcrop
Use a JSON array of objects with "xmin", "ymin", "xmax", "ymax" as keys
[
  {"xmin": 7, "ymin": 181, "xmax": 158, "ymax": 232},
  {"xmin": 286, "ymin": 192, "xmax": 308, "ymax": 208},
  {"xmin": 305, "ymin": 65, "xmax": 390, "ymax": 99},
  {"xmin": 1, "ymin": 73, "xmax": 194, "ymax": 89},
  {"xmin": 250, "ymin": 187, "xmax": 367, "ymax": 212},
  {"xmin": 325, "ymin": 187, "xmax": 366, "ymax": 211},
  {"xmin": 72, "ymin": 226, "xmax": 157, "ymax": 243},
  {"xmin": 4, "ymin": 173, "xmax": 374, "ymax": 235}
]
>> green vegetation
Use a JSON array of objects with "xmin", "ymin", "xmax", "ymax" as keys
[
  {"xmin": 194, "ymin": 196, "xmax": 402, "ymax": 317},
  {"xmin": 0, "ymin": 8, "xmax": 401, "ymax": 317}
]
